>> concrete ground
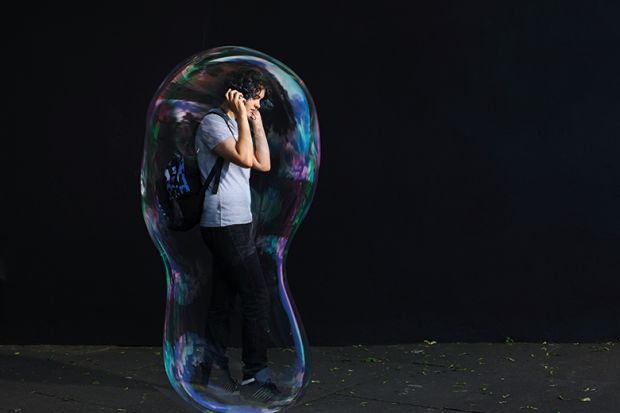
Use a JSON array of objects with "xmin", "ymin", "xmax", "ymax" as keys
[{"xmin": 0, "ymin": 340, "xmax": 618, "ymax": 412}]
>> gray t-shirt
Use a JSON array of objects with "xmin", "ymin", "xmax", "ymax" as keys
[{"xmin": 195, "ymin": 110, "xmax": 252, "ymax": 227}]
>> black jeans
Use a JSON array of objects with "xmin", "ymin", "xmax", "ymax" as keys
[{"xmin": 200, "ymin": 222, "xmax": 271, "ymax": 379}]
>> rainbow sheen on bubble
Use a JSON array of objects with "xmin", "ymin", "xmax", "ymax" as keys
[{"xmin": 140, "ymin": 46, "xmax": 320, "ymax": 412}]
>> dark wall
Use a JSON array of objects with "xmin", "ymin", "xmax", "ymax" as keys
[{"xmin": 4, "ymin": 3, "xmax": 620, "ymax": 345}]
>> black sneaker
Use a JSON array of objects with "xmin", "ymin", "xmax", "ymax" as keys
[
  {"xmin": 190, "ymin": 361, "xmax": 240, "ymax": 398},
  {"xmin": 240, "ymin": 368, "xmax": 289, "ymax": 405}
]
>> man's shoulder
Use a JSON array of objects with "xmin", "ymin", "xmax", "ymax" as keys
[
  {"xmin": 200, "ymin": 111, "xmax": 228, "ymax": 129},
  {"xmin": 202, "ymin": 110, "xmax": 225, "ymax": 122},
  {"xmin": 198, "ymin": 111, "xmax": 235, "ymax": 144}
]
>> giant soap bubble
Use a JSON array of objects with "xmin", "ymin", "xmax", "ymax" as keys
[{"xmin": 140, "ymin": 46, "xmax": 320, "ymax": 412}]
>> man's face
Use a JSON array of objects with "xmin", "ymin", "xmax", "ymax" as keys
[{"xmin": 245, "ymin": 87, "xmax": 266, "ymax": 119}]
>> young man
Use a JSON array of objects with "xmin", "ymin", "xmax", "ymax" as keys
[{"xmin": 193, "ymin": 68, "xmax": 286, "ymax": 404}]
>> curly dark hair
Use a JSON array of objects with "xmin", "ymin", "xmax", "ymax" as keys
[
  {"xmin": 216, "ymin": 63, "xmax": 294, "ymax": 136},
  {"xmin": 226, "ymin": 67, "xmax": 274, "ymax": 110}
]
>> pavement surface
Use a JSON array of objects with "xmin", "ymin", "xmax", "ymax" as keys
[{"xmin": 1, "ymin": 341, "xmax": 618, "ymax": 412}]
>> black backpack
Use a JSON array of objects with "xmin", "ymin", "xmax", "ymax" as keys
[{"xmin": 161, "ymin": 107, "xmax": 234, "ymax": 231}]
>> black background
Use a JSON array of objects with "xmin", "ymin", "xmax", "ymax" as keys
[{"xmin": 3, "ymin": 2, "xmax": 620, "ymax": 345}]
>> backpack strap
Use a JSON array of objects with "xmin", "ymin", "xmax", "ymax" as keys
[
  {"xmin": 203, "ymin": 156, "xmax": 225, "ymax": 195},
  {"xmin": 203, "ymin": 107, "xmax": 237, "ymax": 194}
]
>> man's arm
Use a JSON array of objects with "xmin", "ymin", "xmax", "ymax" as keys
[
  {"xmin": 250, "ymin": 113, "xmax": 271, "ymax": 172},
  {"xmin": 210, "ymin": 89, "xmax": 255, "ymax": 168},
  {"xmin": 212, "ymin": 115, "xmax": 254, "ymax": 168}
]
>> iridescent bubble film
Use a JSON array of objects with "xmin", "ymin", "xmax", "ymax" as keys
[{"xmin": 140, "ymin": 46, "xmax": 320, "ymax": 412}]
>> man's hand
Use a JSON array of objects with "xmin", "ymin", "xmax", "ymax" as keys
[
  {"xmin": 249, "ymin": 107, "xmax": 263, "ymax": 125},
  {"xmin": 225, "ymin": 89, "xmax": 247, "ymax": 119}
]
